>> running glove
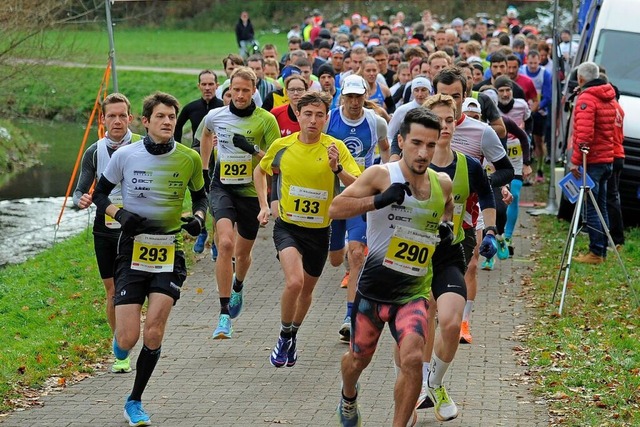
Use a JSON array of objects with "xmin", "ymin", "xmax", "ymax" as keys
[
  {"xmin": 181, "ymin": 215, "xmax": 204, "ymax": 236},
  {"xmin": 373, "ymin": 182, "xmax": 412, "ymax": 209},
  {"xmin": 479, "ymin": 234, "xmax": 498, "ymax": 259},
  {"xmin": 232, "ymin": 134, "xmax": 259, "ymax": 155},
  {"xmin": 114, "ymin": 209, "xmax": 146, "ymax": 235},
  {"xmin": 438, "ymin": 221, "xmax": 454, "ymax": 246}
]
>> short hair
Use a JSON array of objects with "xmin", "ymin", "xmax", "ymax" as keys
[
  {"xmin": 294, "ymin": 57, "xmax": 311, "ymax": 68},
  {"xmin": 428, "ymin": 50, "xmax": 452, "ymax": 65},
  {"xmin": 198, "ymin": 69, "xmax": 217, "ymax": 83},
  {"xmin": 527, "ymin": 50, "xmax": 540, "ymax": 59},
  {"xmin": 284, "ymin": 74, "xmax": 308, "ymax": 90},
  {"xmin": 296, "ymin": 91, "xmax": 332, "ymax": 113},
  {"xmin": 537, "ymin": 41, "xmax": 550, "ymax": 53},
  {"xmin": 246, "ymin": 55, "xmax": 264, "ymax": 66},
  {"xmin": 229, "ymin": 66, "xmax": 257, "ymax": 88},
  {"xmin": 288, "ymin": 36, "xmax": 302, "ymax": 45},
  {"xmin": 498, "ymin": 33, "xmax": 511, "ymax": 46},
  {"xmin": 433, "ymin": 67, "xmax": 467, "ymax": 95},
  {"xmin": 404, "ymin": 46, "xmax": 427, "ymax": 60},
  {"xmin": 262, "ymin": 43, "xmax": 277, "ymax": 53},
  {"xmin": 422, "ymin": 93, "xmax": 457, "ymax": 117},
  {"xmin": 371, "ymin": 46, "xmax": 388, "ymax": 57},
  {"xmin": 512, "ymin": 38, "xmax": 525, "ymax": 49},
  {"xmin": 142, "ymin": 92, "xmax": 179, "ymax": 119},
  {"xmin": 351, "ymin": 46, "xmax": 368, "ymax": 56},
  {"xmin": 264, "ymin": 58, "xmax": 280, "ymax": 72},
  {"xmin": 490, "ymin": 52, "xmax": 507, "ymax": 64},
  {"xmin": 222, "ymin": 53, "xmax": 244, "ymax": 68},
  {"xmin": 102, "ymin": 92, "xmax": 131, "ymax": 115},
  {"xmin": 506, "ymin": 54, "xmax": 521, "ymax": 66},
  {"xmin": 577, "ymin": 61, "xmax": 599, "ymax": 84},
  {"xmin": 379, "ymin": 25, "xmax": 392, "ymax": 34},
  {"xmin": 289, "ymin": 49, "xmax": 308, "ymax": 60},
  {"xmin": 465, "ymin": 40, "xmax": 481, "ymax": 56},
  {"xmin": 398, "ymin": 107, "xmax": 441, "ymax": 139}
]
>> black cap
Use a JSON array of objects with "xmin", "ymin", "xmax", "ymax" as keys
[
  {"xmin": 494, "ymin": 75, "xmax": 513, "ymax": 90},
  {"xmin": 317, "ymin": 63, "xmax": 336, "ymax": 78}
]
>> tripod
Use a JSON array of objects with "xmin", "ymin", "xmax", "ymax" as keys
[{"xmin": 552, "ymin": 145, "xmax": 639, "ymax": 315}]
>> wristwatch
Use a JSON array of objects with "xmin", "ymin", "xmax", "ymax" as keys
[
  {"xmin": 332, "ymin": 164, "xmax": 343, "ymax": 175},
  {"xmin": 483, "ymin": 225, "xmax": 498, "ymax": 237},
  {"xmin": 252, "ymin": 144, "xmax": 260, "ymax": 155}
]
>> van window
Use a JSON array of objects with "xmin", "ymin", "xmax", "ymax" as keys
[{"xmin": 593, "ymin": 30, "xmax": 640, "ymax": 97}]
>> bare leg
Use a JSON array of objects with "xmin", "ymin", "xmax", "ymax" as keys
[{"xmin": 394, "ymin": 334, "xmax": 424, "ymax": 426}]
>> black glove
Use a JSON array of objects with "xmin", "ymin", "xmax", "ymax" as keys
[
  {"xmin": 114, "ymin": 209, "xmax": 146, "ymax": 235},
  {"xmin": 479, "ymin": 234, "xmax": 498, "ymax": 259},
  {"xmin": 438, "ymin": 221, "xmax": 454, "ymax": 246},
  {"xmin": 373, "ymin": 182, "xmax": 412, "ymax": 209},
  {"xmin": 181, "ymin": 215, "xmax": 204, "ymax": 237},
  {"xmin": 232, "ymin": 133, "xmax": 259, "ymax": 155},
  {"xmin": 202, "ymin": 169, "xmax": 211, "ymax": 192}
]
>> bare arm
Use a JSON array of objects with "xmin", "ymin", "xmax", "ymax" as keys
[
  {"xmin": 253, "ymin": 164, "xmax": 270, "ymax": 225},
  {"xmin": 200, "ymin": 127, "xmax": 215, "ymax": 172},
  {"xmin": 489, "ymin": 116, "xmax": 507, "ymax": 139}
]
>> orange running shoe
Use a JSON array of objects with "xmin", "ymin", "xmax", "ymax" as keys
[
  {"xmin": 340, "ymin": 271, "xmax": 350, "ymax": 288},
  {"xmin": 459, "ymin": 320, "xmax": 472, "ymax": 344}
]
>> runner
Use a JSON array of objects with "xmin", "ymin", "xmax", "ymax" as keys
[
  {"xmin": 331, "ymin": 107, "xmax": 453, "ymax": 427},
  {"xmin": 92, "ymin": 92, "xmax": 208, "ymax": 426},
  {"xmin": 254, "ymin": 91, "xmax": 360, "ymax": 368},
  {"xmin": 73, "ymin": 93, "xmax": 140, "ymax": 374},
  {"xmin": 200, "ymin": 67, "xmax": 280, "ymax": 339},
  {"xmin": 325, "ymin": 74, "xmax": 389, "ymax": 342}
]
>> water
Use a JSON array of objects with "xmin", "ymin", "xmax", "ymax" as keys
[{"xmin": 0, "ymin": 120, "xmax": 97, "ymax": 266}]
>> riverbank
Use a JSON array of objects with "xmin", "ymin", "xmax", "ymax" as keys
[{"xmin": 0, "ymin": 121, "xmax": 40, "ymax": 187}]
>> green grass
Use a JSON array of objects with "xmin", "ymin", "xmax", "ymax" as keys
[{"xmin": 525, "ymin": 216, "xmax": 640, "ymax": 426}]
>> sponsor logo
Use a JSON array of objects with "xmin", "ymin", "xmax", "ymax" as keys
[
  {"xmin": 168, "ymin": 180, "xmax": 183, "ymax": 188},
  {"xmin": 134, "ymin": 186, "xmax": 150, "ymax": 191},
  {"xmin": 136, "ymin": 193, "xmax": 146, "ymax": 198},
  {"xmin": 133, "ymin": 170, "xmax": 152, "ymax": 176},
  {"xmin": 131, "ymin": 178, "xmax": 153, "ymax": 184}
]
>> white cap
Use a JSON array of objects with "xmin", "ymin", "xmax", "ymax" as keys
[
  {"xmin": 411, "ymin": 76, "xmax": 432, "ymax": 92},
  {"xmin": 341, "ymin": 75, "xmax": 367, "ymax": 95},
  {"xmin": 462, "ymin": 97, "xmax": 482, "ymax": 115}
]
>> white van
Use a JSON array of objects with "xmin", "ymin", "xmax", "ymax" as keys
[{"xmin": 584, "ymin": 0, "xmax": 640, "ymax": 223}]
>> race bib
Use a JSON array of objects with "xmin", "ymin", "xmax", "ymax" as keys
[
  {"xmin": 506, "ymin": 139, "xmax": 521, "ymax": 160},
  {"xmin": 131, "ymin": 234, "xmax": 175, "ymax": 273},
  {"xmin": 219, "ymin": 152, "xmax": 252, "ymax": 184},
  {"xmin": 285, "ymin": 185, "xmax": 328, "ymax": 224},
  {"xmin": 452, "ymin": 203, "xmax": 464, "ymax": 240},
  {"xmin": 105, "ymin": 195, "xmax": 123, "ymax": 229},
  {"xmin": 383, "ymin": 225, "xmax": 438, "ymax": 276},
  {"xmin": 355, "ymin": 157, "xmax": 366, "ymax": 172}
]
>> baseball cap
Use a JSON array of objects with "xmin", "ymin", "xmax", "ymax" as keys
[
  {"xmin": 341, "ymin": 75, "xmax": 367, "ymax": 95},
  {"xmin": 462, "ymin": 98, "xmax": 482, "ymax": 115},
  {"xmin": 451, "ymin": 18, "xmax": 464, "ymax": 27},
  {"xmin": 411, "ymin": 76, "xmax": 432, "ymax": 92},
  {"xmin": 331, "ymin": 45, "xmax": 347, "ymax": 55},
  {"xmin": 280, "ymin": 65, "xmax": 301, "ymax": 81}
]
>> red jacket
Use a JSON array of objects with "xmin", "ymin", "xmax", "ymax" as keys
[{"xmin": 571, "ymin": 80, "xmax": 620, "ymax": 165}]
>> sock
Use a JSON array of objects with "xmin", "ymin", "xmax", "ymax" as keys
[
  {"xmin": 346, "ymin": 302, "xmax": 353, "ymax": 318},
  {"xmin": 462, "ymin": 300, "xmax": 474, "ymax": 322},
  {"xmin": 280, "ymin": 322, "xmax": 292, "ymax": 339},
  {"xmin": 342, "ymin": 388, "xmax": 357, "ymax": 402},
  {"xmin": 113, "ymin": 338, "xmax": 129, "ymax": 360},
  {"xmin": 129, "ymin": 345, "xmax": 161, "ymax": 402},
  {"xmin": 429, "ymin": 353, "xmax": 450, "ymax": 388},
  {"xmin": 220, "ymin": 297, "xmax": 230, "ymax": 315},
  {"xmin": 291, "ymin": 322, "xmax": 301, "ymax": 338},
  {"xmin": 422, "ymin": 362, "xmax": 430, "ymax": 384},
  {"xmin": 233, "ymin": 277, "xmax": 244, "ymax": 293}
]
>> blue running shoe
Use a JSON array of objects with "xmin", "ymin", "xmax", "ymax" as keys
[
  {"xmin": 286, "ymin": 336, "xmax": 298, "ymax": 367},
  {"xmin": 229, "ymin": 274, "xmax": 244, "ymax": 319},
  {"xmin": 124, "ymin": 398, "xmax": 151, "ymax": 426},
  {"xmin": 270, "ymin": 336, "xmax": 291, "ymax": 368},
  {"xmin": 481, "ymin": 257, "xmax": 495, "ymax": 271},
  {"xmin": 336, "ymin": 390, "xmax": 361, "ymax": 427},
  {"xmin": 193, "ymin": 229, "xmax": 208, "ymax": 254},
  {"xmin": 211, "ymin": 243, "xmax": 218, "ymax": 261},
  {"xmin": 496, "ymin": 238, "xmax": 509, "ymax": 260},
  {"xmin": 212, "ymin": 314, "xmax": 232, "ymax": 339}
]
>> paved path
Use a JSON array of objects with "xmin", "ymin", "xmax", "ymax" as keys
[{"xmin": 1, "ymin": 189, "xmax": 549, "ymax": 426}]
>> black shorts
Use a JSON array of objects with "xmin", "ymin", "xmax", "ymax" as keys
[
  {"xmin": 431, "ymin": 242, "xmax": 467, "ymax": 300},
  {"xmin": 209, "ymin": 184, "xmax": 260, "ymax": 240},
  {"xmin": 113, "ymin": 251, "xmax": 187, "ymax": 306},
  {"xmin": 273, "ymin": 217, "xmax": 330, "ymax": 278},
  {"xmin": 93, "ymin": 233, "xmax": 119, "ymax": 279},
  {"xmin": 461, "ymin": 227, "xmax": 477, "ymax": 266},
  {"xmin": 532, "ymin": 112, "xmax": 548, "ymax": 137}
]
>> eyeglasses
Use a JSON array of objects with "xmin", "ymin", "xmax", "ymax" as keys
[{"xmin": 287, "ymin": 88, "xmax": 306, "ymax": 93}]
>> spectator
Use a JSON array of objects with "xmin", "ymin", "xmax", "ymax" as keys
[{"xmin": 235, "ymin": 11, "xmax": 255, "ymax": 59}]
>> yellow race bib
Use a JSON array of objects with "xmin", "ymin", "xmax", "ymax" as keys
[
  {"xmin": 506, "ymin": 139, "xmax": 521, "ymax": 159},
  {"xmin": 131, "ymin": 234, "xmax": 175, "ymax": 273},
  {"xmin": 105, "ymin": 195, "xmax": 123, "ymax": 229},
  {"xmin": 383, "ymin": 225, "xmax": 438, "ymax": 276},
  {"xmin": 284, "ymin": 185, "xmax": 328, "ymax": 224},
  {"xmin": 219, "ymin": 152, "xmax": 252, "ymax": 184}
]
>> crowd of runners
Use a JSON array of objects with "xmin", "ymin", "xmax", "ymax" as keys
[{"xmin": 72, "ymin": 6, "xmax": 594, "ymax": 427}]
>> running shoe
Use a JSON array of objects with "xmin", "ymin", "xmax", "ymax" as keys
[
  {"xmin": 339, "ymin": 316, "xmax": 351, "ymax": 343},
  {"xmin": 212, "ymin": 314, "xmax": 232, "ymax": 339},
  {"xmin": 459, "ymin": 320, "xmax": 472, "ymax": 344},
  {"xmin": 210, "ymin": 243, "xmax": 218, "ymax": 261},
  {"xmin": 286, "ymin": 336, "xmax": 298, "ymax": 367},
  {"xmin": 496, "ymin": 238, "xmax": 509, "ymax": 260},
  {"xmin": 228, "ymin": 275, "xmax": 244, "ymax": 319},
  {"xmin": 340, "ymin": 271, "xmax": 350, "ymax": 288},
  {"xmin": 270, "ymin": 336, "xmax": 291, "ymax": 368},
  {"xmin": 426, "ymin": 373, "xmax": 459, "ymax": 421},
  {"xmin": 416, "ymin": 382, "xmax": 434, "ymax": 409},
  {"xmin": 481, "ymin": 256, "xmax": 495, "ymax": 270},
  {"xmin": 336, "ymin": 389, "xmax": 361, "ymax": 427},
  {"xmin": 406, "ymin": 408, "xmax": 418, "ymax": 426},
  {"xmin": 193, "ymin": 229, "xmax": 208, "ymax": 254},
  {"xmin": 123, "ymin": 398, "xmax": 151, "ymax": 426},
  {"xmin": 535, "ymin": 170, "xmax": 545, "ymax": 183},
  {"xmin": 505, "ymin": 237, "xmax": 514, "ymax": 258},
  {"xmin": 111, "ymin": 356, "xmax": 132, "ymax": 373}
]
